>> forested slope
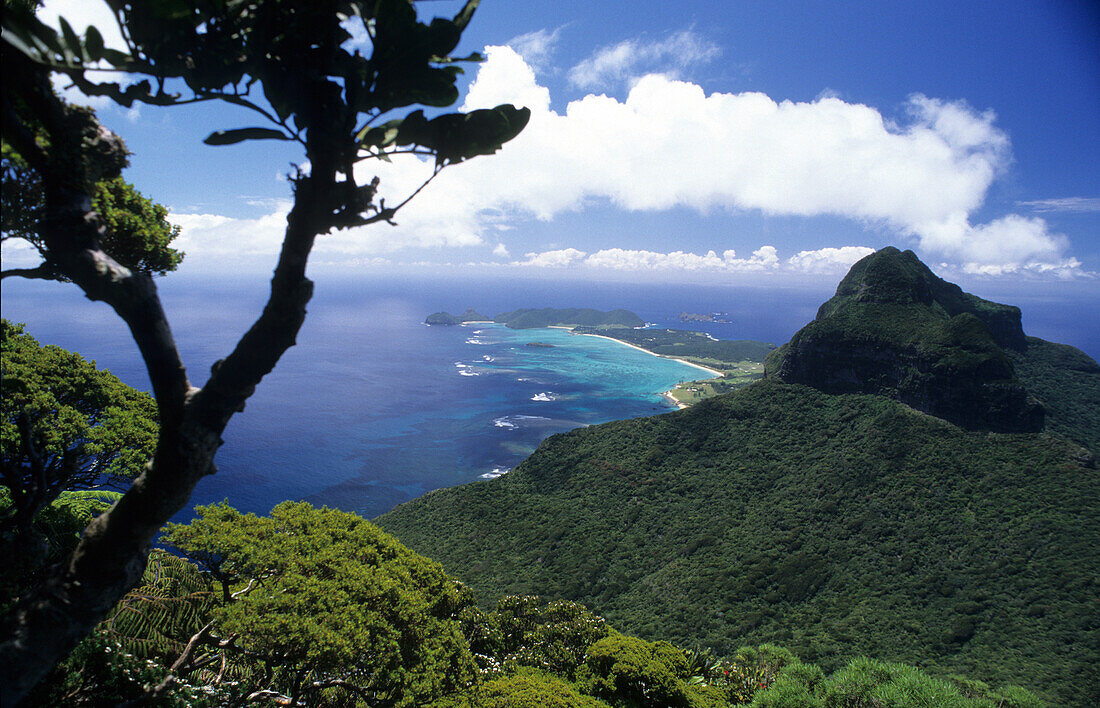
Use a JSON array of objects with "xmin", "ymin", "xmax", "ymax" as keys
[
  {"xmin": 378, "ymin": 381, "xmax": 1097, "ymax": 703},
  {"xmin": 1009, "ymin": 337, "xmax": 1100, "ymax": 454},
  {"xmin": 380, "ymin": 249, "xmax": 1100, "ymax": 705}
]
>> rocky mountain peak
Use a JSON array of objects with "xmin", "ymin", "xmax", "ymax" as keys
[{"xmin": 766, "ymin": 247, "xmax": 1041, "ymax": 432}]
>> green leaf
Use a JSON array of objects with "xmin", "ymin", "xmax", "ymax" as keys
[
  {"xmin": 358, "ymin": 119, "xmax": 404, "ymax": 149},
  {"xmin": 57, "ymin": 16, "xmax": 81, "ymax": 62},
  {"xmin": 203, "ymin": 128, "xmax": 292, "ymax": 146},
  {"xmin": 84, "ymin": 25, "xmax": 104, "ymax": 62}
]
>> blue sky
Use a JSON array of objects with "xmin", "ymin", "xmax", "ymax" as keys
[{"xmin": 13, "ymin": 0, "xmax": 1100, "ymax": 284}]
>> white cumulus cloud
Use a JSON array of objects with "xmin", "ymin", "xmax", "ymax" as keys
[
  {"xmin": 787, "ymin": 247, "xmax": 876, "ymax": 273},
  {"xmin": 582, "ymin": 247, "xmax": 780, "ymax": 272},
  {"xmin": 127, "ymin": 42, "xmax": 1082, "ymax": 278},
  {"xmin": 349, "ymin": 45, "xmax": 1077, "ymax": 275},
  {"xmin": 514, "ymin": 248, "xmax": 587, "ymax": 267},
  {"xmin": 169, "ymin": 207, "xmax": 290, "ymax": 263},
  {"xmin": 503, "ymin": 244, "xmax": 878, "ymax": 275}
]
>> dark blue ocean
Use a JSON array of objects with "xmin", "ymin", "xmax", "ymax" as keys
[{"xmin": 3, "ymin": 272, "xmax": 1097, "ymax": 522}]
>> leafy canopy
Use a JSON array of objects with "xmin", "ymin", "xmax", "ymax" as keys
[
  {"xmin": 1, "ymin": 147, "xmax": 183, "ymax": 280},
  {"xmin": 164, "ymin": 501, "xmax": 479, "ymax": 706},
  {"xmin": 4, "ymin": 0, "xmax": 530, "ymax": 226},
  {"xmin": 1, "ymin": 320, "xmax": 155, "ymax": 605},
  {"xmin": 1, "ymin": 320, "xmax": 157, "ymax": 521}
]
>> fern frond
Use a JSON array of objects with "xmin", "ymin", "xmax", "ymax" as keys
[{"xmin": 51, "ymin": 490, "xmax": 123, "ymax": 521}]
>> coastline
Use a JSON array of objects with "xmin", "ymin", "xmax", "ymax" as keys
[
  {"xmin": 462, "ymin": 321, "xmax": 721, "ymax": 410},
  {"xmin": 661, "ymin": 390, "xmax": 689, "ymax": 410},
  {"xmin": 568, "ymin": 330, "xmax": 725, "ymax": 378}
]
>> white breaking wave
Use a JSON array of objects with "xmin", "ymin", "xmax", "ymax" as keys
[
  {"xmin": 480, "ymin": 467, "xmax": 510, "ymax": 479},
  {"xmin": 531, "ymin": 392, "xmax": 557, "ymax": 402},
  {"xmin": 493, "ymin": 414, "xmax": 553, "ymax": 429}
]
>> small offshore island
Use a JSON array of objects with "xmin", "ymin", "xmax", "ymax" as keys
[
  {"xmin": 680, "ymin": 311, "xmax": 734, "ymax": 323},
  {"xmin": 426, "ymin": 307, "xmax": 776, "ymax": 408}
]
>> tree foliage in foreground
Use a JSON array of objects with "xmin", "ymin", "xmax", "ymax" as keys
[
  {"xmin": 161, "ymin": 502, "xmax": 479, "ymax": 706},
  {"xmin": 1, "ymin": 0, "xmax": 182, "ymax": 283},
  {"xmin": 0, "ymin": 1, "xmax": 528, "ymax": 699},
  {"xmin": 27, "ymin": 502, "xmax": 1044, "ymax": 707},
  {"xmin": 1, "ymin": 320, "xmax": 156, "ymax": 601},
  {"xmin": 2, "ymin": 151, "xmax": 184, "ymax": 280}
]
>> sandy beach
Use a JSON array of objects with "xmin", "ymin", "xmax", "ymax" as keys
[
  {"xmin": 661, "ymin": 390, "xmax": 689, "ymax": 409},
  {"xmin": 568, "ymin": 330, "xmax": 725, "ymax": 378},
  {"xmin": 476, "ymin": 323, "xmax": 722, "ymax": 410}
]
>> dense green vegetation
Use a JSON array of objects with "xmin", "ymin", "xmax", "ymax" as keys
[
  {"xmin": 814, "ymin": 247, "xmax": 1025, "ymax": 350},
  {"xmin": 494, "ymin": 308, "xmax": 645, "ymax": 329},
  {"xmin": 577, "ymin": 327, "xmax": 775, "ymax": 370},
  {"xmin": 379, "ymin": 378, "xmax": 1099, "ymax": 705},
  {"xmin": 2, "ymin": 115, "xmax": 184, "ymax": 283},
  {"xmin": 1009, "ymin": 337, "xmax": 1100, "ymax": 454},
  {"xmin": 426, "ymin": 308, "xmax": 491, "ymax": 325},
  {"xmin": 27, "ymin": 503, "xmax": 1044, "ymax": 707},
  {"xmin": 1, "ymin": 320, "xmax": 157, "ymax": 605},
  {"xmin": 766, "ymin": 248, "xmax": 1041, "ymax": 432}
]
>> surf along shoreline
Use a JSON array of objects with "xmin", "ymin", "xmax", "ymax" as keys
[{"xmin": 545, "ymin": 326, "xmax": 723, "ymax": 409}]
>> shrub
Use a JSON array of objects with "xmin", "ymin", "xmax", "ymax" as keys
[
  {"xmin": 822, "ymin": 656, "xmax": 984, "ymax": 707},
  {"xmin": 433, "ymin": 669, "xmax": 609, "ymax": 708}
]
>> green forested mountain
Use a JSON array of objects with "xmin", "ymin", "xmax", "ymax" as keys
[
  {"xmin": 765, "ymin": 247, "xmax": 1041, "ymax": 432},
  {"xmin": 379, "ymin": 249, "xmax": 1100, "ymax": 705},
  {"xmin": 1008, "ymin": 337, "xmax": 1100, "ymax": 453},
  {"xmin": 32, "ymin": 502, "xmax": 1044, "ymax": 707}
]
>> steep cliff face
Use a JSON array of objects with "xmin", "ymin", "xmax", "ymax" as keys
[{"xmin": 766, "ymin": 247, "xmax": 1042, "ymax": 432}]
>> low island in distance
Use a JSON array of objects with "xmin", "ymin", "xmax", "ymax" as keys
[
  {"xmin": 679, "ymin": 311, "xmax": 733, "ymax": 323},
  {"xmin": 427, "ymin": 306, "xmax": 776, "ymax": 407},
  {"xmin": 424, "ymin": 307, "xmax": 490, "ymax": 326},
  {"xmin": 426, "ymin": 307, "xmax": 646, "ymax": 329}
]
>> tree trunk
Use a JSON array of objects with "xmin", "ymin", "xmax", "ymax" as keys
[{"xmin": 0, "ymin": 105, "xmax": 338, "ymax": 701}]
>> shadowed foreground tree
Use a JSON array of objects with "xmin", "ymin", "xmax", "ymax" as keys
[
  {"xmin": 1, "ymin": 0, "xmax": 183, "ymax": 280},
  {"xmin": 0, "ymin": 320, "xmax": 158, "ymax": 598},
  {"xmin": 0, "ymin": 0, "xmax": 529, "ymax": 702},
  {"xmin": 2, "ymin": 152, "xmax": 185, "ymax": 280}
]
